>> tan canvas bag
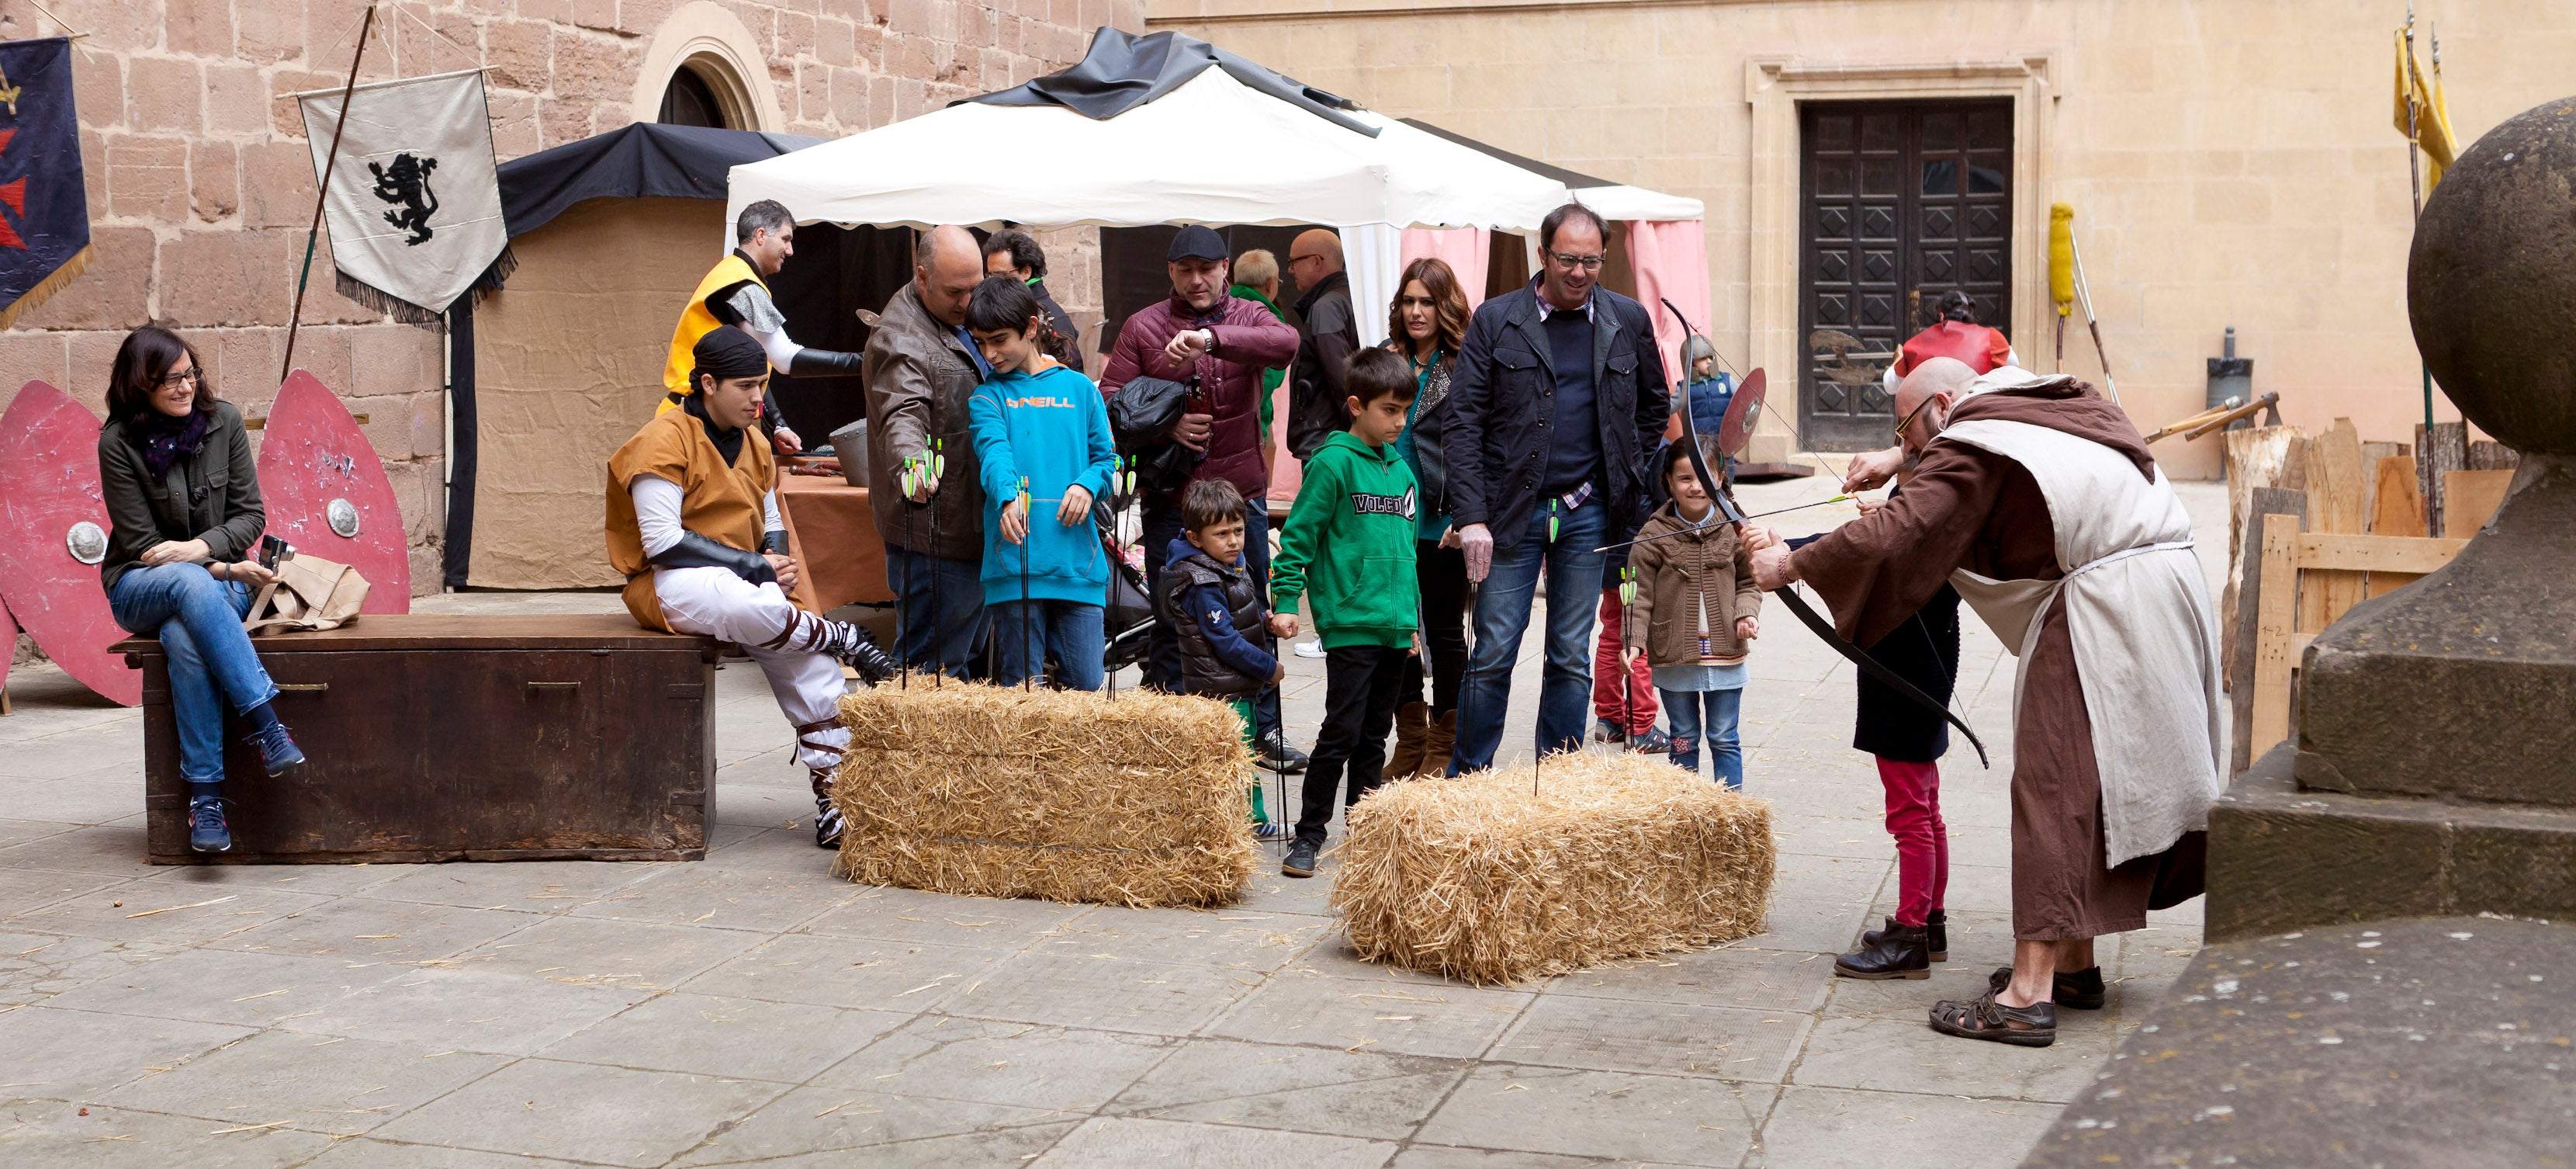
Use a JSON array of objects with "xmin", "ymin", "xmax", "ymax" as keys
[{"xmin": 242, "ymin": 550, "xmax": 370, "ymax": 635}]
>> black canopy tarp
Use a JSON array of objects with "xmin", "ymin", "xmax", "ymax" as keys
[
  {"xmin": 964, "ymin": 28, "xmax": 1373, "ymax": 137},
  {"xmin": 497, "ymin": 122, "xmax": 822, "ymax": 238}
]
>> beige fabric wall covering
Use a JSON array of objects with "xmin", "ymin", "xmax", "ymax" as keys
[{"xmin": 472, "ymin": 197, "xmax": 725, "ymax": 589}]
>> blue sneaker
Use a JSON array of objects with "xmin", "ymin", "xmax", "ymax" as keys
[
  {"xmin": 1254, "ymin": 821, "xmax": 1288, "ymax": 841},
  {"xmin": 188, "ymin": 796, "xmax": 233, "ymax": 854},
  {"xmin": 248, "ymin": 722, "xmax": 305, "ymax": 777}
]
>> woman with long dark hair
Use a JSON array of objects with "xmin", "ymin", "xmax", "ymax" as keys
[
  {"xmin": 96, "ymin": 326, "xmax": 303, "ymax": 854},
  {"xmin": 1379, "ymin": 256, "xmax": 1472, "ymax": 779}
]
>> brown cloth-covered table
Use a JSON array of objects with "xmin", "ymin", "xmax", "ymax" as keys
[{"xmin": 777, "ymin": 472, "xmax": 895, "ymax": 613}]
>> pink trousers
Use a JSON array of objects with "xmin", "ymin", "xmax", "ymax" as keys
[
  {"xmin": 1592, "ymin": 588, "xmax": 1659, "ymax": 734},
  {"xmin": 1878, "ymin": 756, "xmax": 1949, "ymax": 927}
]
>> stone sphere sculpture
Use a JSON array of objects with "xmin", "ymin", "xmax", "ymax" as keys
[{"xmin": 2408, "ymin": 95, "xmax": 2576, "ymax": 454}]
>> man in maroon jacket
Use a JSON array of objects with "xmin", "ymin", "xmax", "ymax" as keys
[{"xmin": 1100, "ymin": 225, "xmax": 1304, "ymax": 768}]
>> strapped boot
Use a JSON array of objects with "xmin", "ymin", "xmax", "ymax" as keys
[
  {"xmin": 1415, "ymin": 708, "xmax": 1456, "ymax": 778},
  {"xmin": 1382, "ymin": 702, "xmax": 1430, "ymax": 781},
  {"xmin": 798, "ymin": 718, "xmax": 847, "ymax": 849},
  {"xmin": 762, "ymin": 609, "xmax": 898, "ymax": 684}
]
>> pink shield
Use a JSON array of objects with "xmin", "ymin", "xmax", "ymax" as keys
[
  {"xmin": 255, "ymin": 370, "xmax": 410, "ymax": 612},
  {"xmin": 0, "ymin": 382, "xmax": 141, "ymax": 706}
]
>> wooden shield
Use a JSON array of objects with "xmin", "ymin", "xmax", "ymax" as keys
[
  {"xmin": 256, "ymin": 370, "xmax": 411, "ymax": 612},
  {"xmin": 1718, "ymin": 367, "xmax": 1766, "ymax": 459},
  {"xmin": 0, "ymin": 382, "xmax": 140, "ymax": 706}
]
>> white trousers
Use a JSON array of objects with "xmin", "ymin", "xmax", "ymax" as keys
[{"xmin": 653, "ymin": 567, "xmax": 850, "ymax": 772}]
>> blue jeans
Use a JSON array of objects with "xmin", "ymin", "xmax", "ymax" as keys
[
  {"xmin": 108, "ymin": 564, "xmax": 275, "ymax": 782},
  {"xmin": 991, "ymin": 599, "xmax": 1105, "ymax": 692},
  {"xmin": 1452, "ymin": 496, "xmax": 1608, "ymax": 772},
  {"xmin": 1661, "ymin": 687, "xmax": 1744, "ymax": 789},
  {"xmin": 885, "ymin": 544, "xmax": 987, "ymax": 679}
]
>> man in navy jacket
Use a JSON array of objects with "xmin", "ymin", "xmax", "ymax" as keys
[{"xmin": 1443, "ymin": 203, "xmax": 1671, "ymax": 772}]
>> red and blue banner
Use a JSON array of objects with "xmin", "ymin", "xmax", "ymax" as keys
[{"xmin": 0, "ymin": 37, "xmax": 90, "ymax": 330}]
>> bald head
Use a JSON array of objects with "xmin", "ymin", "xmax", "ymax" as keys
[
  {"xmin": 1287, "ymin": 228, "xmax": 1343, "ymax": 293},
  {"xmin": 1892, "ymin": 356, "xmax": 1977, "ymax": 450},
  {"xmin": 916, "ymin": 225, "xmax": 983, "ymax": 327}
]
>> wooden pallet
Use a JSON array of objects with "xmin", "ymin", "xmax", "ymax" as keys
[{"xmin": 2246, "ymin": 525, "xmax": 2470, "ymax": 761}]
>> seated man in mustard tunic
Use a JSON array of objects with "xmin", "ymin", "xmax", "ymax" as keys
[{"xmin": 608, "ymin": 326, "xmax": 897, "ymax": 848}]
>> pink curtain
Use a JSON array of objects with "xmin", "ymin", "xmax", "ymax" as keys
[
  {"xmin": 1624, "ymin": 220, "xmax": 1710, "ymax": 390},
  {"xmin": 1398, "ymin": 227, "xmax": 1490, "ymax": 312}
]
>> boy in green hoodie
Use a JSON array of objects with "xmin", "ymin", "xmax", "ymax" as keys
[{"xmin": 1270, "ymin": 348, "xmax": 1420, "ymax": 877}]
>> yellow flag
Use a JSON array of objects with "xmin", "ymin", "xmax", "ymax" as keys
[{"xmin": 2393, "ymin": 29, "xmax": 2459, "ymax": 188}]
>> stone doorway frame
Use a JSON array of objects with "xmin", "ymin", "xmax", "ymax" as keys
[
  {"xmin": 629, "ymin": 1, "xmax": 785, "ymax": 134},
  {"xmin": 1743, "ymin": 54, "xmax": 2059, "ymax": 452}
]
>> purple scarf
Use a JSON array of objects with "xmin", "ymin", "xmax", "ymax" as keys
[{"xmin": 136, "ymin": 408, "xmax": 213, "ymax": 481}]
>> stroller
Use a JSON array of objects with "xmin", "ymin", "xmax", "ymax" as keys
[{"xmin": 1096, "ymin": 497, "xmax": 1157, "ymax": 673}]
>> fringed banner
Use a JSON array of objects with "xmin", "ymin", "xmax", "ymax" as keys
[
  {"xmin": 295, "ymin": 68, "xmax": 507, "ymax": 323},
  {"xmin": 0, "ymin": 38, "xmax": 92, "ymax": 330}
]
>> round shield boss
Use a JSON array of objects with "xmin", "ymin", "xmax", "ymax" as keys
[
  {"xmin": 64, "ymin": 520, "xmax": 107, "ymax": 565},
  {"xmin": 327, "ymin": 498, "xmax": 361, "ymax": 539},
  {"xmin": 1718, "ymin": 368, "xmax": 1767, "ymax": 459}
]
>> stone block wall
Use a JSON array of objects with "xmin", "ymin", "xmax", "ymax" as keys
[{"xmin": 0, "ymin": 0, "xmax": 1141, "ymax": 593}]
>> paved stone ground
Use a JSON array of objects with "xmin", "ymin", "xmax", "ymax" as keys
[{"xmin": 0, "ymin": 477, "xmax": 2228, "ymax": 1168}]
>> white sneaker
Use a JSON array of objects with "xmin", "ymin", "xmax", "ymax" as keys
[{"xmin": 1293, "ymin": 640, "xmax": 1326, "ymax": 658}]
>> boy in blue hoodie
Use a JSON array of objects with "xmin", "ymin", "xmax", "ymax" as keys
[
  {"xmin": 1270, "ymin": 349, "xmax": 1421, "ymax": 878},
  {"xmin": 1163, "ymin": 477, "xmax": 1290, "ymax": 839},
  {"xmin": 967, "ymin": 276, "xmax": 1119, "ymax": 690}
]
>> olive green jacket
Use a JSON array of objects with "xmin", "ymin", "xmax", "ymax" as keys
[{"xmin": 95, "ymin": 401, "xmax": 265, "ymax": 593}]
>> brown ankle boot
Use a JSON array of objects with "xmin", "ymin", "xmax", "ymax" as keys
[
  {"xmin": 1416, "ymin": 709, "xmax": 1456, "ymax": 778},
  {"xmin": 1382, "ymin": 702, "xmax": 1430, "ymax": 781}
]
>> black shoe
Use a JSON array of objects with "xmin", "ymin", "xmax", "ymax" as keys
[
  {"xmin": 248, "ymin": 722, "xmax": 305, "ymax": 777},
  {"xmin": 1281, "ymin": 840, "xmax": 1318, "ymax": 878},
  {"xmin": 1862, "ymin": 908, "xmax": 1947, "ymax": 961},
  {"xmin": 1987, "ymin": 964, "xmax": 2107, "ymax": 1010},
  {"xmin": 1835, "ymin": 919, "xmax": 1930, "ymax": 980},
  {"xmin": 188, "ymin": 796, "xmax": 233, "ymax": 854},
  {"xmin": 1593, "ymin": 718, "xmax": 1626, "ymax": 744},
  {"xmin": 1257, "ymin": 729, "xmax": 1309, "ymax": 774}
]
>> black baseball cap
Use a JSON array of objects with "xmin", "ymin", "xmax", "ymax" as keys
[{"xmin": 1167, "ymin": 224, "xmax": 1227, "ymax": 262}]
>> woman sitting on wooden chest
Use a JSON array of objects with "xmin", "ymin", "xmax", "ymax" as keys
[{"xmin": 95, "ymin": 325, "xmax": 304, "ymax": 855}]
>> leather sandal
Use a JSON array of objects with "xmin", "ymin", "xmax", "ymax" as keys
[
  {"xmin": 1986, "ymin": 964, "xmax": 2107, "ymax": 1010},
  {"xmin": 1928, "ymin": 988, "xmax": 2056, "ymax": 1047}
]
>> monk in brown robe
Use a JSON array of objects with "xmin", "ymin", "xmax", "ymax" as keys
[{"xmin": 1747, "ymin": 356, "xmax": 2218, "ymax": 1047}]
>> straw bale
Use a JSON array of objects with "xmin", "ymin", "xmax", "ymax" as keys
[
  {"xmin": 1331, "ymin": 752, "xmax": 1775, "ymax": 985},
  {"xmin": 829, "ymin": 682, "xmax": 1258, "ymax": 907}
]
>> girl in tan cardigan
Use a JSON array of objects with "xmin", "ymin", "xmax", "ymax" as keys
[{"xmin": 1622, "ymin": 437, "xmax": 1761, "ymax": 786}]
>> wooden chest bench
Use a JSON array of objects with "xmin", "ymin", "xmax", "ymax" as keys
[{"xmin": 117, "ymin": 614, "xmax": 722, "ymax": 865}]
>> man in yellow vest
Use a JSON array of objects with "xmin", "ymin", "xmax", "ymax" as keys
[
  {"xmin": 660, "ymin": 199, "xmax": 870, "ymax": 456},
  {"xmin": 611, "ymin": 326, "xmax": 897, "ymax": 848}
]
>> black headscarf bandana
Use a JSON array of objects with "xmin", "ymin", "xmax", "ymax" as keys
[{"xmin": 686, "ymin": 325, "xmax": 768, "ymax": 464}]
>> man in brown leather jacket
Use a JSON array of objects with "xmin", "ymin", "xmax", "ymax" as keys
[{"xmin": 863, "ymin": 225, "xmax": 992, "ymax": 676}]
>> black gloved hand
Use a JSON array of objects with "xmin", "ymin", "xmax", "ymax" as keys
[
  {"xmin": 650, "ymin": 531, "xmax": 776, "ymax": 585},
  {"xmin": 789, "ymin": 348, "xmax": 865, "ymax": 378}
]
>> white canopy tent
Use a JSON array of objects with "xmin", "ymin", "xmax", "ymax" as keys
[{"xmin": 724, "ymin": 66, "xmax": 1575, "ymax": 234}]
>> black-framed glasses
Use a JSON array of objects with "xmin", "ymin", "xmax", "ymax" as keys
[
  {"xmin": 1548, "ymin": 252, "xmax": 1605, "ymax": 272},
  {"xmin": 1892, "ymin": 395, "xmax": 1938, "ymax": 441},
  {"xmin": 157, "ymin": 368, "xmax": 203, "ymax": 390}
]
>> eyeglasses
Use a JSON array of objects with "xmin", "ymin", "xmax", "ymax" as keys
[
  {"xmin": 1892, "ymin": 395, "xmax": 1939, "ymax": 441},
  {"xmin": 1548, "ymin": 252, "xmax": 1605, "ymax": 272},
  {"xmin": 1288, "ymin": 253, "xmax": 1327, "ymax": 266},
  {"xmin": 157, "ymin": 369, "xmax": 203, "ymax": 390}
]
